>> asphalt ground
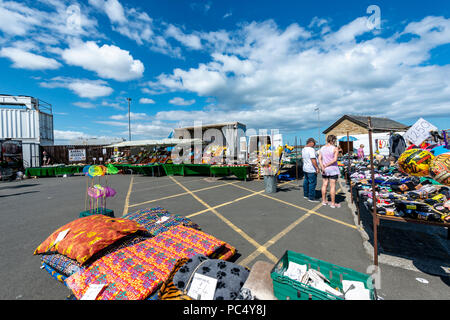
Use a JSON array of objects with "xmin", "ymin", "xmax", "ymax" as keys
[{"xmin": 0, "ymin": 173, "xmax": 449, "ymax": 300}]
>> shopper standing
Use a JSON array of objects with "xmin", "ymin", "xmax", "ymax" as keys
[
  {"xmin": 357, "ymin": 144, "xmax": 365, "ymax": 160},
  {"xmin": 319, "ymin": 135, "xmax": 341, "ymax": 208},
  {"xmin": 302, "ymin": 138, "xmax": 320, "ymax": 202}
]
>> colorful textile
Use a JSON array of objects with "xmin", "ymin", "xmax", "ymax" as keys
[
  {"xmin": 41, "ymin": 234, "xmax": 149, "ymax": 276},
  {"xmin": 209, "ymin": 243, "xmax": 236, "ymax": 261},
  {"xmin": 123, "ymin": 207, "xmax": 200, "ymax": 236},
  {"xmin": 34, "ymin": 215, "xmax": 147, "ymax": 265},
  {"xmin": 65, "ymin": 225, "xmax": 226, "ymax": 300},
  {"xmin": 173, "ymin": 254, "xmax": 250, "ymax": 300},
  {"xmin": 158, "ymin": 258, "xmax": 192, "ymax": 300},
  {"xmin": 41, "ymin": 263, "xmax": 67, "ymax": 284}
]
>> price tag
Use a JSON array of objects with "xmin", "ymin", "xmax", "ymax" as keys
[
  {"xmin": 53, "ymin": 229, "xmax": 70, "ymax": 245},
  {"xmin": 187, "ymin": 273, "xmax": 217, "ymax": 300},
  {"xmin": 155, "ymin": 216, "xmax": 170, "ymax": 224},
  {"xmin": 402, "ymin": 118, "xmax": 438, "ymax": 146},
  {"xmin": 80, "ymin": 284, "xmax": 106, "ymax": 300}
]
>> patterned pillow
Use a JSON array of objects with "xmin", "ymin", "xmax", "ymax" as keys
[
  {"xmin": 209, "ymin": 243, "xmax": 236, "ymax": 261},
  {"xmin": 65, "ymin": 225, "xmax": 226, "ymax": 300},
  {"xmin": 173, "ymin": 254, "xmax": 250, "ymax": 300},
  {"xmin": 34, "ymin": 215, "xmax": 147, "ymax": 265},
  {"xmin": 158, "ymin": 258, "xmax": 192, "ymax": 300},
  {"xmin": 41, "ymin": 234, "xmax": 149, "ymax": 276},
  {"xmin": 123, "ymin": 207, "xmax": 201, "ymax": 236}
]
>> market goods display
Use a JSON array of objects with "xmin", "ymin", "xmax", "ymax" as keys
[
  {"xmin": 123, "ymin": 207, "xmax": 200, "ymax": 236},
  {"xmin": 429, "ymin": 153, "xmax": 450, "ymax": 186},
  {"xmin": 173, "ymin": 254, "xmax": 250, "ymax": 300},
  {"xmin": 65, "ymin": 225, "xmax": 227, "ymax": 300},
  {"xmin": 34, "ymin": 215, "xmax": 147, "ymax": 264},
  {"xmin": 346, "ymin": 157, "xmax": 450, "ymax": 223}
]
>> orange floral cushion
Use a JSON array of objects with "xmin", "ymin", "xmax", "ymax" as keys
[{"xmin": 34, "ymin": 215, "xmax": 147, "ymax": 265}]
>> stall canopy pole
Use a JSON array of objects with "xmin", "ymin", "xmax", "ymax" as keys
[
  {"xmin": 347, "ymin": 131, "xmax": 354, "ymax": 203},
  {"xmin": 295, "ymin": 136, "xmax": 298, "ymax": 180},
  {"xmin": 368, "ymin": 117, "xmax": 379, "ymax": 266}
]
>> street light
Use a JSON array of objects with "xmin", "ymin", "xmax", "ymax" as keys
[{"xmin": 127, "ymin": 97, "xmax": 132, "ymax": 141}]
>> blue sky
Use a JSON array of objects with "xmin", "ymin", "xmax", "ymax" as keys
[{"xmin": 0, "ymin": 0, "xmax": 449, "ymax": 145}]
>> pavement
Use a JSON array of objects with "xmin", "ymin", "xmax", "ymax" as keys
[{"xmin": 0, "ymin": 172, "xmax": 448, "ymax": 300}]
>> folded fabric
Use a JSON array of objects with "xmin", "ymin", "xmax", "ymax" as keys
[
  {"xmin": 123, "ymin": 207, "xmax": 201, "ymax": 236},
  {"xmin": 34, "ymin": 215, "xmax": 147, "ymax": 265},
  {"xmin": 173, "ymin": 254, "xmax": 250, "ymax": 300},
  {"xmin": 209, "ymin": 243, "xmax": 236, "ymax": 261},
  {"xmin": 41, "ymin": 263, "xmax": 67, "ymax": 284},
  {"xmin": 41, "ymin": 234, "xmax": 149, "ymax": 276},
  {"xmin": 158, "ymin": 258, "xmax": 193, "ymax": 300},
  {"xmin": 65, "ymin": 225, "xmax": 226, "ymax": 300}
]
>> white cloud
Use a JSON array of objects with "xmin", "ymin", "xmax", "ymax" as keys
[
  {"xmin": 41, "ymin": 77, "xmax": 113, "ymax": 98},
  {"xmin": 61, "ymin": 40, "xmax": 145, "ymax": 81},
  {"xmin": 165, "ymin": 25, "xmax": 202, "ymax": 50},
  {"xmin": 73, "ymin": 102, "xmax": 96, "ymax": 109},
  {"xmin": 148, "ymin": 16, "xmax": 450, "ymax": 132},
  {"xmin": 139, "ymin": 98, "xmax": 155, "ymax": 104},
  {"xmin": 169, "ymin": 97, "xmax": 196, "ymax": 106},
  {"xmin": 0, "ymin": 47, "xmax": 61, "ymax": 70},
  {"xmin": 110, "ymin": 112, "xmax": 149, "ymax": 120}
]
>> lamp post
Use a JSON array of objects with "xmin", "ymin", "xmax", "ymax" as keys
[
  {"xmin": 127, "ymin": 97, "xmax": 132, "ymax": 141},
  {"xmin": 314, "ymin": 105, "xmax": 320, "ymax": 147}
]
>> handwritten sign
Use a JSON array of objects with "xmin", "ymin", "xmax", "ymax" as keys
[
  {"xmin": 402, "ymin": 118, "xmax": 437, "ymax": 146},
  {"xmin": 187, "ymin": 273, "xmax": 217, "ymax": 300},
  {"xmin": 68, "ymin": 149, "xmax": 86, "ymax": 162}
]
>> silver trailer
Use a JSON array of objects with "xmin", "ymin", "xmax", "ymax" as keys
[{"xmin": 0, "ymin": 95, "xmax": 54, "ymax": 168}]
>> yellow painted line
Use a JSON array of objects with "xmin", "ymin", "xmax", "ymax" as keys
[
  {"xmin": 239, "ymin": 202, "xmax": 323, "ymax": 267},
  {"xmin": 132, "ymin": 177, "xmax": 205, "ymax": 186},
  {"xmin": 128, "ymin": 180, "xmax": 239, "ymax": 208},
  {"xmin": 186, "ymin": 181, "xmax": 292, "ymax": 219},
  {"xmin": 169, "ymin": 176, "xmax": 279, "ymax": 263},
  {"xmin": 231, "ymin": 183, "xmax": 356, "ymax": 230},
  {"xmin": 132, "ymin": 178, "xmax": 209, "ymax": 193},
  {"xmin": 122, "ymin": 175, "xmax": 134, "ymax": 216}
]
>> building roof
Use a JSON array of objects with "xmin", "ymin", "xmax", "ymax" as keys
[
  {"xmin": 323, "ymin": 115, "xmax": 409, "ymax": 134},
  {"xmin": 174, "ymin": 122, "xmax": 246, "ymax": 131},
  {"xmin": 104, "ymin": 138, "xmax": 203, "ymax": 148}
]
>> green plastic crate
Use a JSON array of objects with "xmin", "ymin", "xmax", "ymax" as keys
[{"xmin": 271, "ymin": 250, "xmax": 377, "ymax": 300}]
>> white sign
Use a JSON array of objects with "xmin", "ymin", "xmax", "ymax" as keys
[
  {"xmin": 155, "ymin": 216, "xmax": 170, "ymax": 224},
  {"xmin": 80, "ymin": 284, "xmax": 106, "ymax": 300},
  {"xmin": 187, "ymin": 273, "xmax": 217, "ymax": 300},
  {"xmin": 402, "ymin": 118, "xmax": 438, "ymax": 146},
  {"xmin": 68, "ymin": 149, "xmax": 86, "ymax": 162},
  {"xmin": 53, "ymin": 229, "xmax": 70, "ymax": 245}
]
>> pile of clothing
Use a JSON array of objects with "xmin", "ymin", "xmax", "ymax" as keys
[
  {"xmin": 349, "ymin": 161, "xmax": 450, "ymax": 222},
  {"xmin": 34, "ymin": 207, "xmax": 259, "ymax": 300}
]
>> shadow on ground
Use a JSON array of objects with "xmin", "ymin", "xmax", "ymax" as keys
[{"xmin": 349, "ymin": 186, "xmax": 450, "ymax": 284}]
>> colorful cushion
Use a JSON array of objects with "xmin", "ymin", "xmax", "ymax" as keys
[
  {"xmin": 65, "ymin": 225, "xmax": 226, "ymax": 300},
  {"xmin": 41, "ymin": 234, "xmax": 149, "ymax": 276},
  {"xmin": 209, "ymin": 243, "xmax": 236, "ymax": 261},
  {"xmin": 41, "ymin": 263, "xmax": 68, "ymax": 284},
  {"xmin": 158, "ymin": 258, "xmax": 193, "ymax": 300},
  {"xmin": 173, "ymin": 254, "xmax": 250, "ymax": 300},
  {"xmin": 34, "ymin": 215, "xmax": 147, "ymax": 265},
  {"xmin": 397, "ymin": 149, "xmax": 434, "ymax": 177},
  {"xmin": 430, "ymin": 153, "xmax": 450, "ymax": 186},
  {"xmin": 123, "ymin": 207, "xmax": 201, "ymax": 236}
]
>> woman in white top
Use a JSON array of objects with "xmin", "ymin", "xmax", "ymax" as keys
[{"xmin": 318, "ymin": 135, "xmax": 340, "ymax": 208}]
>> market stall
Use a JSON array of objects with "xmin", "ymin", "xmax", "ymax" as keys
[{"xmin": 345, "ymin": 117, "xmax": 450, "ymax": 266}]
